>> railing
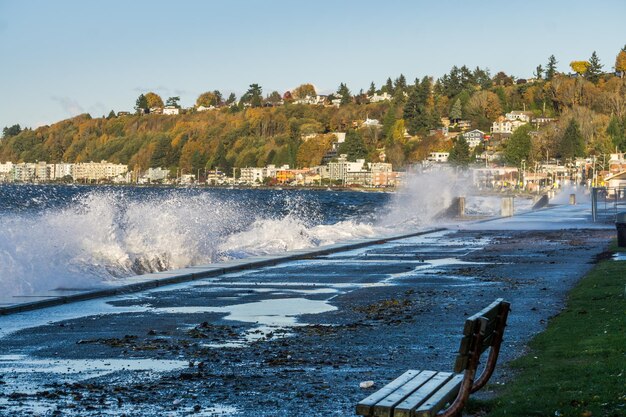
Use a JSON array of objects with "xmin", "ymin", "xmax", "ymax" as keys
[{"xmin": 591, "ymin": 187, "xmax": 626, "ymax": 222}]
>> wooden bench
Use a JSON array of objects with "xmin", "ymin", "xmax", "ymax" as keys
[{"xmin": 356, "ymin": 298, "xmax": 510, "ymax": 417}]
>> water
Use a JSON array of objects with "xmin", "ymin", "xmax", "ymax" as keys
[{"xmin": 0, "ymin": 170, "xmax": 511, "ymax": 297}]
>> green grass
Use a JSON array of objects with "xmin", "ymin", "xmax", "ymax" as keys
[{"xmin": 480, "ymin": 250, "xmax": 626, "ymax": 417}]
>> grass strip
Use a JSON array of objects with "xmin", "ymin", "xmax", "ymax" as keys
[{"xmin": 481, "ymin": 250, "xmax": 626, "ymax": 417}]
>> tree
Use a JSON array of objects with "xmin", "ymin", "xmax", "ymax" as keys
[
  {"xmin": 166, "ymin": 96, "xmax": 181, "ymax": 108},
  {"xmin": 615, "ymin": 49, "xmax": 626, "ymax": 79},
  {"xmin": 465, "ymin": 91, "xmax": 502, "ymax": 129},
  {"xmin": 266, "ymin": 91, "xmax": 283, "ymax": 105},
  {"xmin": 403, "ymin": 77, "xmax": 433, "ymax": 135},
  {"xmin": 196, "ymin": 91, "xmax": 219, "ymax": 107},
  {"xmin": 337, "ymin": 83, "xmax": 352, "ymax": 105},
  {"xmin": 546, "ymin": 55, "xmax": 558, "ymax": 80},
  {"xmin": 367, "ymin": 82, "xmax": 376, "ymax": 96},
  {"xmin": 570, "ymin": 61, "xmax": 590, "ymax": 76},
  {"xmin": 534, "ymin": 64, "xmax": 544, "ymax": 79},
  {"xmin": 145, "ymin": 92, "xmax": 164, "ymax": 109},
  {"xmin": 106, "ymin": 110, "xmax": 116, "ymax": 119},
  {"xmin": 242, "ymin": 84, "xmax": 263, "ymax": 107},
  {"xmin": 292, "ymin": 83, "xmax": 316, "ymax": 99},
  {"xmin": 504, "ymin": 124, "xmax": 532, "ymax": 166},
  {"xmin": 135, "ymin": 94, "xmax": 148, "ymax": 114},
  {"xmin": 338, "ymin": 129, "xmax": 367, "ymax": 161},
  {"xmin": 394, "ymin": 74, "xmax": 407, "ymax": 93},
  {"xmin": 448, "ymin": 135, "xmax": 470, "ymax": 167},
  {"xmin": 558, "ymin": 119, "xmax": 585, "ymax": 159},
  {"xmin": 607, "ymin": 115, "xmax": 626, "ymax": 151},
  {"xmin": 382, "ymin": 77, "xmax": 394, "ymax": 94},
  {"xmin": 225, "ymin": 92, "xmax": 237, "ymax": 105},
  {"xmin": 586, "ymin": 51, "xmax": 603, "ymax": 83},
  {"xmin": 2, "ymin": 124, "xmax": 21, "ymax": 139},
  {"xmin": 450, "ymin": 98, "xmax": 462, "ymax": 122}
]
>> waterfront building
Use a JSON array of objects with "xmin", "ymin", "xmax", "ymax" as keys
[
  {"xmin": 427, "ymin": 152, "xmax": 450, "ymax": 163},
  {"xmin": 73, "ymin": 161, "xmax": 128, "ymax": 182}
]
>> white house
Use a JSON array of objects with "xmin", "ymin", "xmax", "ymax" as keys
[
  {"xmin": 163, "ymin": 106, "xmax": 180, "ymax": 115},
  {"xmin": 491, "ymin": 118, "xmax": 526, "ymax": 134},
  {"xmin": 197, "ymin": 105, "xmax": 215, "ymax": 112},
  {"xmin": 427, "ymin": 152, "xmax": 450, "ymax": 163},
  {"xmin": 461, "ymin": 129, "xmax": 485, "ymax": 149},
  {"xmin": 369, "ymin": 92, "xmax": 392, "ymax": 103},
  {"xmin": 505, "ymin": 111, "xmax": 532, "ymax": 123},
  {"xmin": 361, "ymin": 118, "xmax": 381, "ymax": 128}
]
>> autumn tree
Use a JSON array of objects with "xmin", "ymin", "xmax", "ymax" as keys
[
  {"xmin": 196, "ymin": 91, "xmax": 219, "ymax": 107},
  {"xmin": 546, "ymin": 55, "xmax": 558, "ymax": 80},
  {"xmin": 464, "ymin": 91, "xmax": 502, "ymax": 129},
  {"xmin": 145, "ymin": 92, "xmax": 164, "ymax": 109},
  {"xmin": 292, "ymin": 83, "xmax": 317, "ymax": 99},
  {"xmin": 570, "ymin": 61, "xmax": 590, "ymax": 76},
  {"xmin": 296, "ymin": 135, "xmax": 333, "ymax": 167},
  {"xmin": 504, "ymin": 124, "xmax": 533, "ymax": 166},
  {"xmin": 615, "ymin": 48, "xmax": 626, "ymax": 78},
  {"xmin": 586, "ymin": 51, "xmax": 603, "ymax": 83},
  {"xmin": 448, "ymin": 135, "xmax": 470, "ymax": 167},
  {"xmin": 266, "ymin": 91, "xmax": 283, "ymax": 105},
  {"xmin": 558, "ymin": 119, "xmax": 585, "ymax": 159}
]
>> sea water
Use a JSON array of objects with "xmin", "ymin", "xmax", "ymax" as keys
[{"xmin": 0, "ymin": 169, "xmax": 510, "ymax": 296}]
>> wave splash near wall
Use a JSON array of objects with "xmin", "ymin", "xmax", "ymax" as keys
[{"xmin": 0, "ymin": 169, "xmax": 489, "ymax": 295}]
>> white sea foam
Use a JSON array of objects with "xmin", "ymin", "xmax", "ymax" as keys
[{"xmin": 0, "ymin": 170, "xmax": 504, "ymax": 296}]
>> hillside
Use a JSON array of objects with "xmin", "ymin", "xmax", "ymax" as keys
[{"xmin": 2, "ymin": 54, "xmax": 626, "ymax": 174}]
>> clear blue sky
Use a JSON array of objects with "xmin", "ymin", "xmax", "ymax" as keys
[{"xmin": 1, "ymin": 0, "xmax": 625, "ymax": 129}]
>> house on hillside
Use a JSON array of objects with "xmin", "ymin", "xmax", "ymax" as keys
[
  {"xmin": 163, "ymin": 106, "xmax": 180, "ymax": 115},
  {"xmin": 505, "ymin": 111, "xmax": 532, "ymax": 123},
  {"xmin": 461, "ymin": 129, "xmax": 485, "ymax": 149},
  {"xmin": 368, "ymin": 92, "xmax": 392, "ymax": 103}
]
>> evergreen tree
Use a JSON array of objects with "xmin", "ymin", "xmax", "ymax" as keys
[
  {"xmin": 337, "ymin": 83, "xmax": 352, "ymax": 105},
  {"xmin": 607, "ymin": 115, "xmax": 626, "ymax": 151},
  {"xmin": 150, "ymin": 135, "xmax": 170, "ymax": 168},
  {"xmin": 135, "ymin": 94, "xmax": 148, "ymax": 114},
  {"xmin": 450, "ymin": 99, "xmax": 462, "ymax": 122},
  {"xmin": 504, "ymin": 124, "xmax": 532, "ymax": 166},
  {"xmin": 367, "ymin": 82, "xmax": 376, "ymax": 96},
  {"xmin": 338, "ymin": 129, "xmax": 367, "ymax": 161},
  {"xmin": 394, "ymin": 74, "xmax": 407, "ymax": 93},
  {"xmin": 166, "ymin": 96, "xmax": 181, "ymax": 108},
  {"xmin": 586, "ymin": 51, "xmax": 603, "ymax": 83},
  {"xmin": 403, "ymin": 78, "xmax": 433, "ymax": 135},
  {"xmin": 546, "ymin": 55, "xmax": 558, "ymax": 80},
  {"xmin": 448, "ymin": 135, "xmax": 471, "ymax": 167},
  {"xmin": 106, "ymin": 110, "xmax": 116, "ymax": 119},
  {"xmin": 242, "ymin": 84, "xmax": 263, "ymax": 108},
  {"xmin": 383, "ymin": 77, "xmax": 394, "ymax": 94},
  {"xmin": 534, "ymin": 64, "xmax": 544, "ymax": 79},
  {"xmin": 2, "ymin": 124, "xmax": 21, "ymax": 139},
  {"xmin": 226, "ymin": 92, "xmax": 237, "ymax": 105},
  {"xmin": 558, "ymin": 119, "xmax": 585, "ymax": 159}
]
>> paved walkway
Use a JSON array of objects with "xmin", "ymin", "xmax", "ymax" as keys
[{"xmin": 0, "ymin": 202, "xmax": 614, "ymax": 416}]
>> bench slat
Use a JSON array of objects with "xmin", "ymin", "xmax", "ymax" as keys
[
  {"xmin": 372, "ymin": 370, "xmax": 437, "ymax": 417},
  {"xmin": 414, "ymin": 374, "xmax": 464, "ymax": 417},
  {"xmin": 356, "ymin": 369, "xmax": 421, "ymax": 416},
  {"xmin": 463, "ymin": 298, "xmax": 503, "ymax": 335},
  {"xmin": 393, "ymin": 372, "xmax": 454, "ymax": 417}
]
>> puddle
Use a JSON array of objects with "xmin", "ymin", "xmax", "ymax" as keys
[
  {"xmin": 0, "ymin": 357, "xmax": 189, "ymax": 375},
  {"xmin": 612, "ymin": 252, "xmax": 626, "ymax": 261},
  {"xmin": 156, "ymin": 297, "xmax": 337, "ymax": 327}
]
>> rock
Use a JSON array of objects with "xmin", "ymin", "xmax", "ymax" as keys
[{"xmin": 359, "ymin": 381, "xmax": 375, "ymax": 389}]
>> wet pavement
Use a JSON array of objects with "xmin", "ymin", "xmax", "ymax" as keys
[{"xmin": 0, "ymin": 204, "xmax": 616, "ymax": 416}]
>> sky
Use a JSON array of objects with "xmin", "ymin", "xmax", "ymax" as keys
[{"xmin": 0, "ymin": 0, "xmax": 625, "ymax": 129}]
